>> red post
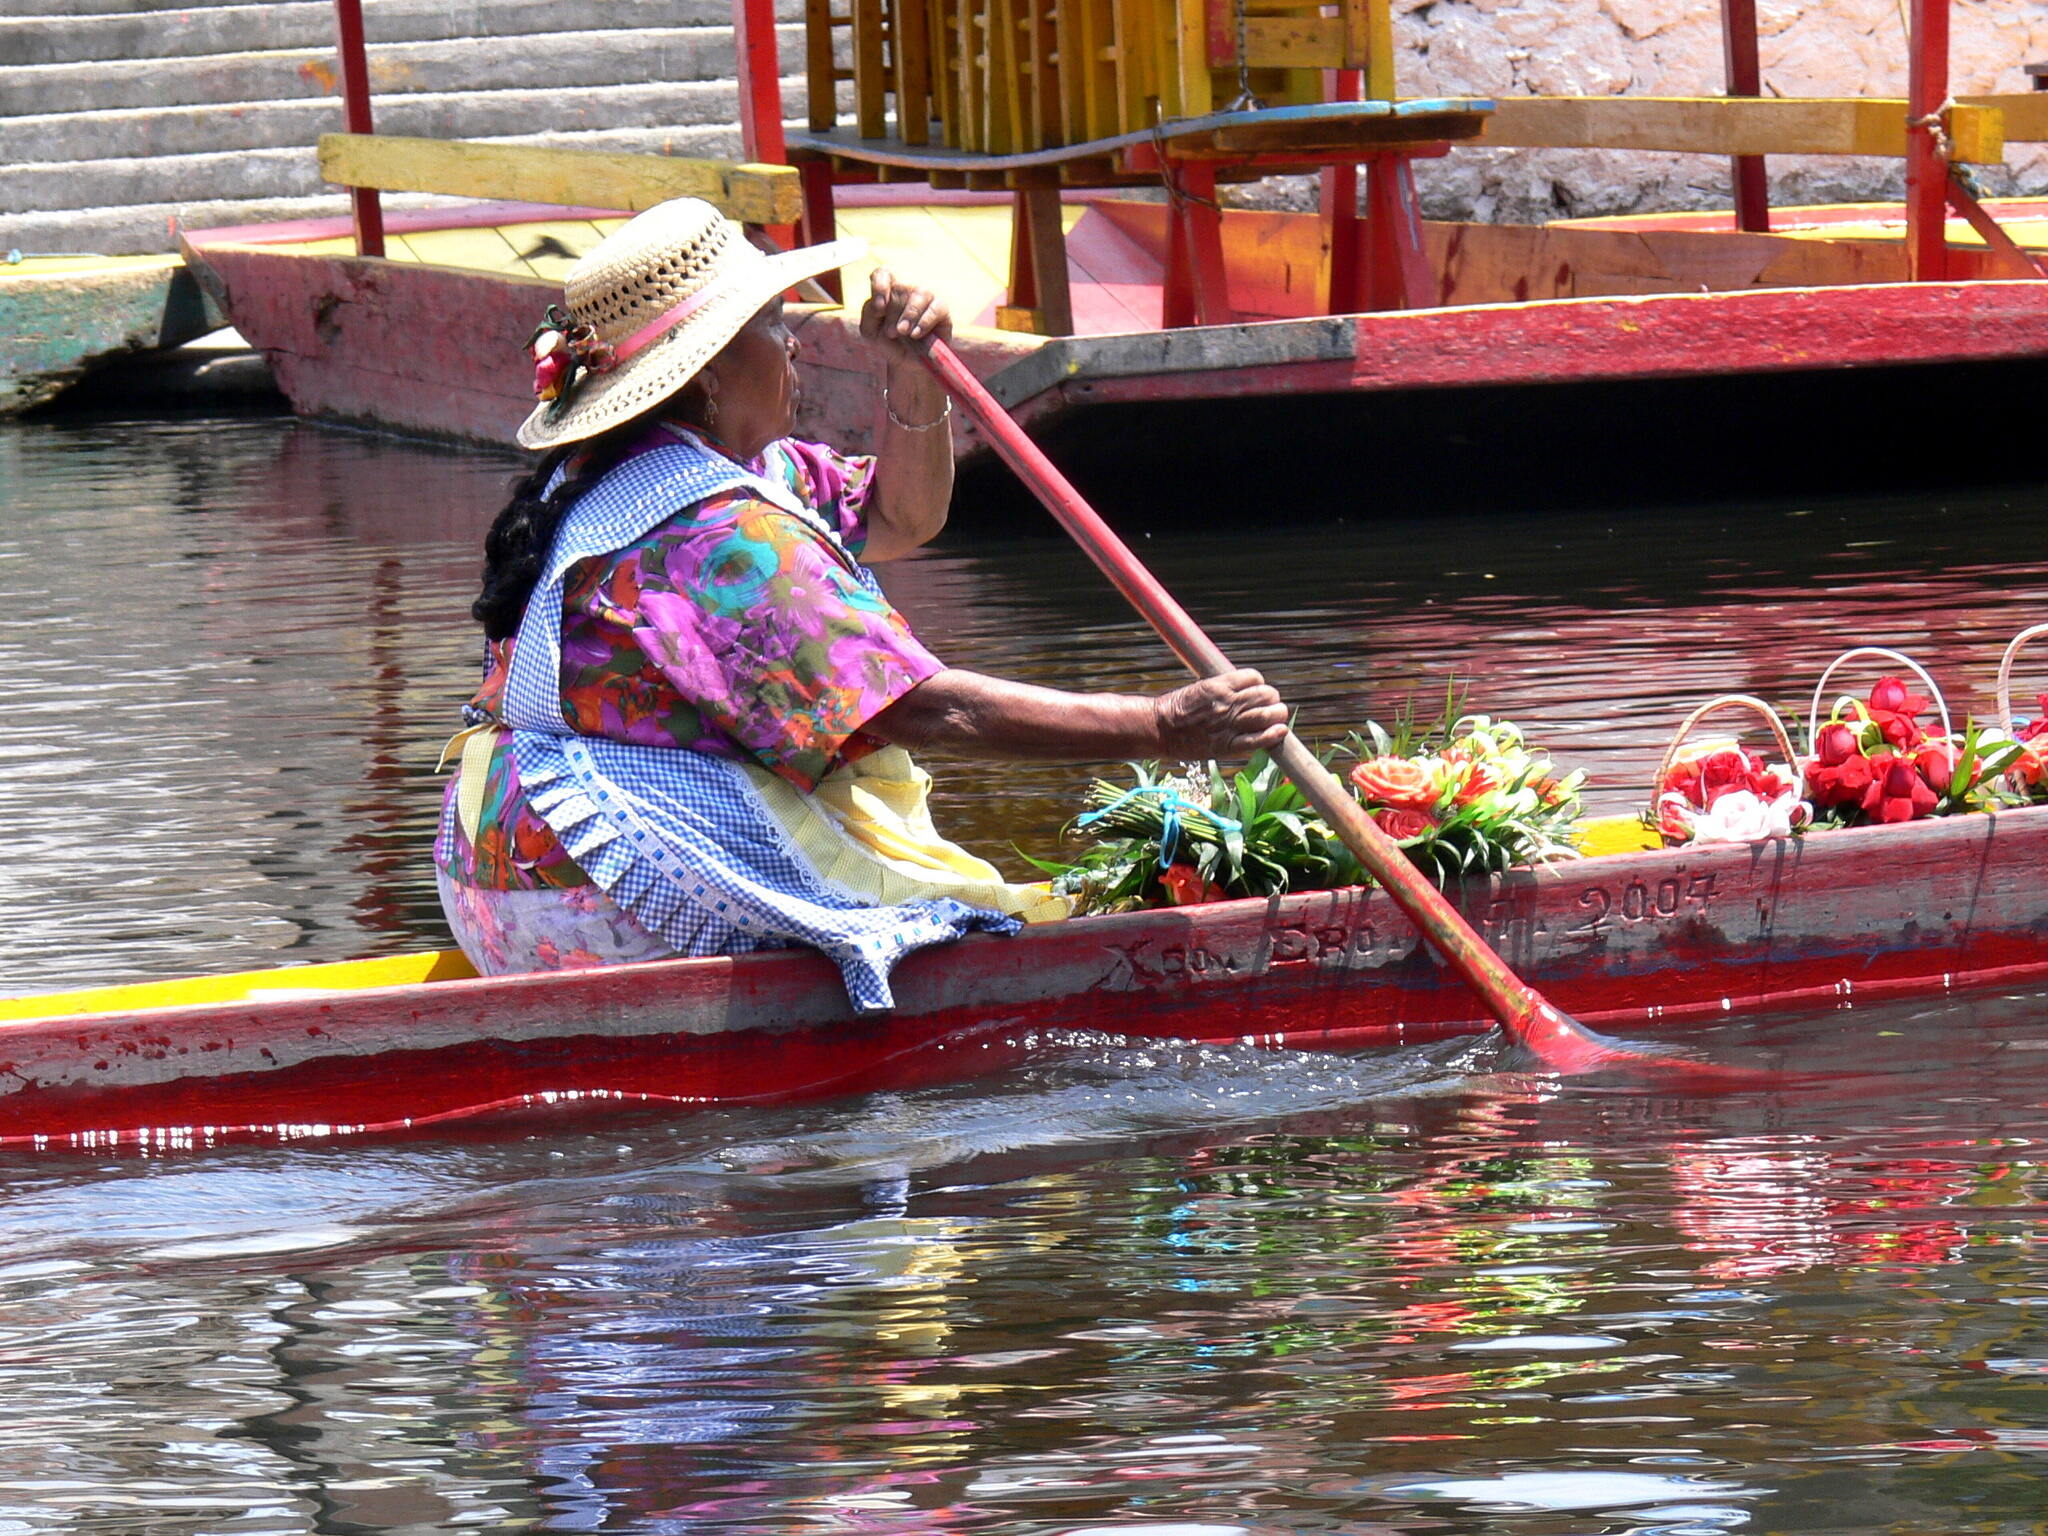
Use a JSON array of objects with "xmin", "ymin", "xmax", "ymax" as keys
[
  {"xmin": 1361, "ymin": 153, "xmax": 1432, "ymax": 310},
  {"xmin": 330, "ymin": 0, "xmax": 384, "ymax": 258},
  {"xmin": 1720, "ymin": 0, "xmax": 1769, "ymax": 232},
  {"xmin": 1161, "ymin": 161, "xmax": 1231, "ymax": 327},
  {"xmin": 1322, "ymin": 67, "xmax": 1363, "ymax": 314},
  {"xmin": 797, "ymin": 159, "xmax": 842, "ymax": 300},
  {"xmin": 733, "ymin": 0, "xmax": 797, "ymax": 250},
  {"xmin": 1905, "ymin": 0, "xmax": 1950, "ymax": 280},
  {"xmin": 733, "ymin": 0, "xmax": 788, "ymax": 165}
]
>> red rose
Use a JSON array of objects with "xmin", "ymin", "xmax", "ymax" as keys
[
  {"xmin": 1349, "ymin": 756, "xmax": 1440, "ymax": 812},
  {"xmin": 1373, "ymin": 807, "xmax": 1435, "ymax": 841},
  {"xmin": 1864, "ymin": 753, "xmax": 1937, "ymax": 823},
  {"xmin": 1814, "ymin": 721, "xmax": 1859, "ymax": 767},
  {"xmin": 1663, "ymin": 758, "xmax": 1704, "ymax": 804},
  {"xmin": 1696, "ymin": 748, "xmax": 1756, "ymax": 806},
  {"xmin": 1158, "ymin": 863, "xmax": 1223, "ymax": 907},
  {"xmin": 1870, "ymin": 676, "xmax": 1928, "ymax": 716},
  {"xmin": 1752, "ymin": 764, "xmax": 1795, "ymax": 800},
  {"xmin": 1806, "ymin": 750, "xmax": 1875, "ymax": 808},
  {"xmin": 1913, "ymin": 742, "xmax": 1957, "ymax": 797},
  {"xmin": 1868, "ymin": 676, "xmax": 1931, "ymax": 751}
]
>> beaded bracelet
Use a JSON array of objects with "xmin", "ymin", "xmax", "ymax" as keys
[{"xmin": 883, "ymin": 386, "xmax": 953, "ymax": 432}]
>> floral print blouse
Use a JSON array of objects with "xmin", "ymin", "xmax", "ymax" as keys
[{"xmin": 437, "ymin": 430, "xmax": 944, "ymax": 891}]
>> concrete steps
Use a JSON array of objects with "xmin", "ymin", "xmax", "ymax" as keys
[{"xmin": 1, "ymin": 0, "xmax": 808, "ymax": 256}]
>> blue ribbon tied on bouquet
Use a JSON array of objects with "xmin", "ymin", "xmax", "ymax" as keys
[{"xmin": 1078, "ymin": 784, "xmax": 1242, "ymax": 867}]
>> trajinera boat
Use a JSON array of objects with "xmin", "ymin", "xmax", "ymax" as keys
[
  {"xmin": 177, "ymin": 0, "xmax": 2048, "ymax": 462},
  {"xmin": 3, "ymin": 804, "xmax": 2046, "ymax": 1150}
]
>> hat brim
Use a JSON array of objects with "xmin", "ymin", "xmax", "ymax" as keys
[{"xmin": 515, "ymin": 236, "xmax": 866, "ymax": 452}]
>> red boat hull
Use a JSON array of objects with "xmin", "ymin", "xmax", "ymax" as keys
[{"xmin": 5, "ymin": 808, "xmax": 2045, "ymax": 1148}]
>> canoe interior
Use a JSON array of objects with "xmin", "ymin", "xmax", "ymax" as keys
[{"xmin": 2, "ymin": 808, "xmax": 2044, "ymax": 1150}]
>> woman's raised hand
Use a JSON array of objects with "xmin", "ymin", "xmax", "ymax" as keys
[
  {"xmin": 1153, "ymin": 670, "xmax": 1290, "ymax": 758},
  {"xmin": 860, "ymin": 268, "xmax": 951, "ymax": 360}
]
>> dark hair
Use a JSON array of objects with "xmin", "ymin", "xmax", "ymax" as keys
[{"xmin": 471, "ymin": 422, "xmax": 645, "ymax": 639}]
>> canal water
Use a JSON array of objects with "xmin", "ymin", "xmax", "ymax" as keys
[{"xmin": 1, "ymin": 412, "xmax": 2046, "ymax": 1534}]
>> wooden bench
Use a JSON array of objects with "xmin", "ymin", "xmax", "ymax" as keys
[{"xmin": 317, "ymin": 134, "xmax": 805, "ymax": 227}]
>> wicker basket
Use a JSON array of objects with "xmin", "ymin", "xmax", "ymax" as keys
[{"xmin": 1648, "ymin": 693, "xmax": 1800, "ymax": 832}]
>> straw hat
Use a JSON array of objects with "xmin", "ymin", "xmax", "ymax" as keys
[{"xmin": 516, "ymin": 198, "xmax": 862, "ymax": 451}]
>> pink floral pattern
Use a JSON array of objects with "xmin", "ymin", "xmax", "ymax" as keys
[{"xmin": 437, "ymin": 433, "xmax": 942, "ymax": 892}]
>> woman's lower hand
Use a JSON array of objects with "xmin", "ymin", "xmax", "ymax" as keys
[
  {"xmin": 861, "ymin": 268, "xmax": 952, "ymax": 360},
  {"xmin": 1154, "ymin": 670, "xmax": 1290, "ymax": 758}
]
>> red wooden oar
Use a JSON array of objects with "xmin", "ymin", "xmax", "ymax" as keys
[{"xmin": 919, "ymin": 338, "xmax": 1675, "ymax": 1077}]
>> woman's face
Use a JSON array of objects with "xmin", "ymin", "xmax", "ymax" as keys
[{"xmin": 698, "ymin": 298, "xmax": 800, "ymax": 457}]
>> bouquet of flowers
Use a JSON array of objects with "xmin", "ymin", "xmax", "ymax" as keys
[
  {"xmin": 1645, "ymin": 695, "xmax": 1810, "ymax": 847},
  {"xmin": 1657, "ymin": 742, "xmax": 1810, "ymax": 845},
  {"xmin": 1804, "ymin": 675, "xmax": 2020, "ymax": 827},
  {"xmin": 1343, "ymin": 712, "xmax": 1585, "ymax": 885},
  {"xmin": 1040, "ymin": 698, "xmax": 1585, "ymax": 914}
]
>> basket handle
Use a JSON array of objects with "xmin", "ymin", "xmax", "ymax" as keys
[
  {"xmin": 1805, "ymin": 646, "xmax": 1953, "ymax": 751},
  {"xmin": 1996, "ymin": 624, "xmax": 2048, "ymax": 735},
  {"xmin": 1648, "ymin": 694, "xmax": 1800, "ymax": 821}
]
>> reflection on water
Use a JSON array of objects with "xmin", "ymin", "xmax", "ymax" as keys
[
  {"xmin": 0, "ymin": 414, "xmax": 2045, "ymax": 1534},
  {"xmin": 0, "ymin": 993, "xmax": 2042, "ymax": 1534}
]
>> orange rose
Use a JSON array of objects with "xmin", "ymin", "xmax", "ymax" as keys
[
  {"xmin": 1348, "ymin": 755, "xmax": 1440, "ymax": 811},
  {"xmin": 1373, "ymin": 807, "xmax": 1435, "ymax": 841}
]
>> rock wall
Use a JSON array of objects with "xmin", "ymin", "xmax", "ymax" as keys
[
  {"xmin": 1226, "ymin": 0, "xmax": 2048, "ymax": 219},
  {"xmin": 1401, "ymin": 0, "xmax": 2048, "ymax": 218}
]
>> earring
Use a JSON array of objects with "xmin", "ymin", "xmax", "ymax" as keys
[{"xmin": 704, "ymin": 395, "xmax": 718, "ymax": 428}]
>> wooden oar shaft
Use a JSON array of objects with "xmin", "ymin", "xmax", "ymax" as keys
[{"xmin": 919, "ymin": 337, "xmax": 1550, "ymax": 1040}]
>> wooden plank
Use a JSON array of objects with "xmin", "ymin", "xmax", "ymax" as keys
[
  {"xmin": 893, "ymin": 0, "xmax": 932, "ymax": 143},
  {"xmin": 316, "ymin": 134, "xmax": 804, "ymax": 223},
  {"xmin": 1176, "ymin": 0, "xmax": 1211, "ymax": 119},
  {"xmin": 927, "ymin": 0, "xmax": 959, "ymax": 143},
  {"xmin": 806, "ymin": 0, "xmax": 841, "ymax": 130},
  {"xmin": 1961, "ymin": 93, "xmax": 2048, "ymax": 141},
  {"xmin": 852, "ymin": 0, "xmax": 889, "ymax": 137},
  {"xmin": 1237, "ymin": 16, "xmax": 1346, "ymax": 69},
  {"xmin": 1358, "ymin": 0, "xmax": 1394, "ymax": 98},
  {"xmin": 956, "ymin": 0, "xmax": 987, "ymax": 151},
  {"xmin": 1478, "ymin": 96, "xmax": 2004, "ymax": 163},
  {"xmin": 1022, "ymin": 0, "xmax": 1062, "ymax": 149}
]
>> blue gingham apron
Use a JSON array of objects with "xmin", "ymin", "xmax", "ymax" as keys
[{"xmin": 500, "ymin": 429, "xmax": 1020, "ymax": 1013}]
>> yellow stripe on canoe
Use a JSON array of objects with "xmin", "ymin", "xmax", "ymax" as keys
[
  {"xmin": 0, "ymin": 950, "xmax": 478, "ymax": 1025},
  {"xmin": 0, "ymin": 819, "xmax": 1658, "ymax": 1028}
]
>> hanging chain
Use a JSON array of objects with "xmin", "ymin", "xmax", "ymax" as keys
[{"xmin": 1226, "ymin": 0, "xmax": 1265, "ymax": 111}]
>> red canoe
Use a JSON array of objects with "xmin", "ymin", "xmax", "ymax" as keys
[{"xmin": 3, "ymin": 808, "xmax": 2044, "ymax": 1150}]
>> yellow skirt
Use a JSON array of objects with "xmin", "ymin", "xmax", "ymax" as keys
[{"xmin": 743, "ymin": 745, "xmax": 1072, "ymax": 925}]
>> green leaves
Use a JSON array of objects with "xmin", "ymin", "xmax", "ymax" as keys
[{"xmin": 1050, "ymin": 701, "xmax": 1585, "ymax": 914}]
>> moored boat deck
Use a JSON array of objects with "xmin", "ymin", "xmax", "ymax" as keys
[
  {"xmin": 0, "ymin": 251, "xmax": 222, "ymax": 415},
  {"xmin": 182, "ymin": 191, "xmax": 2048, "ymax": 459}
]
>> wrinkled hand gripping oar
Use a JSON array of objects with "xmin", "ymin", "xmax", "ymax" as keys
[{"xmin": 920, "ymin": 339, "xmax": 1702, "ymax": 1078}]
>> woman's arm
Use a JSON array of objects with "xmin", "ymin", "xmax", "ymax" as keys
[
  {"xmin": 868, "ymin": 667, "xmax": 1290, "ymax": 761},
  {"xmin": 858, "ymin": 269, "xmax": 955, "ymax": 563}
]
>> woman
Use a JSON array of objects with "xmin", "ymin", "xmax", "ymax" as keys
[{"xmin": 436, "ymin": 197, "xmax": 1286, "ymax": 1010}]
